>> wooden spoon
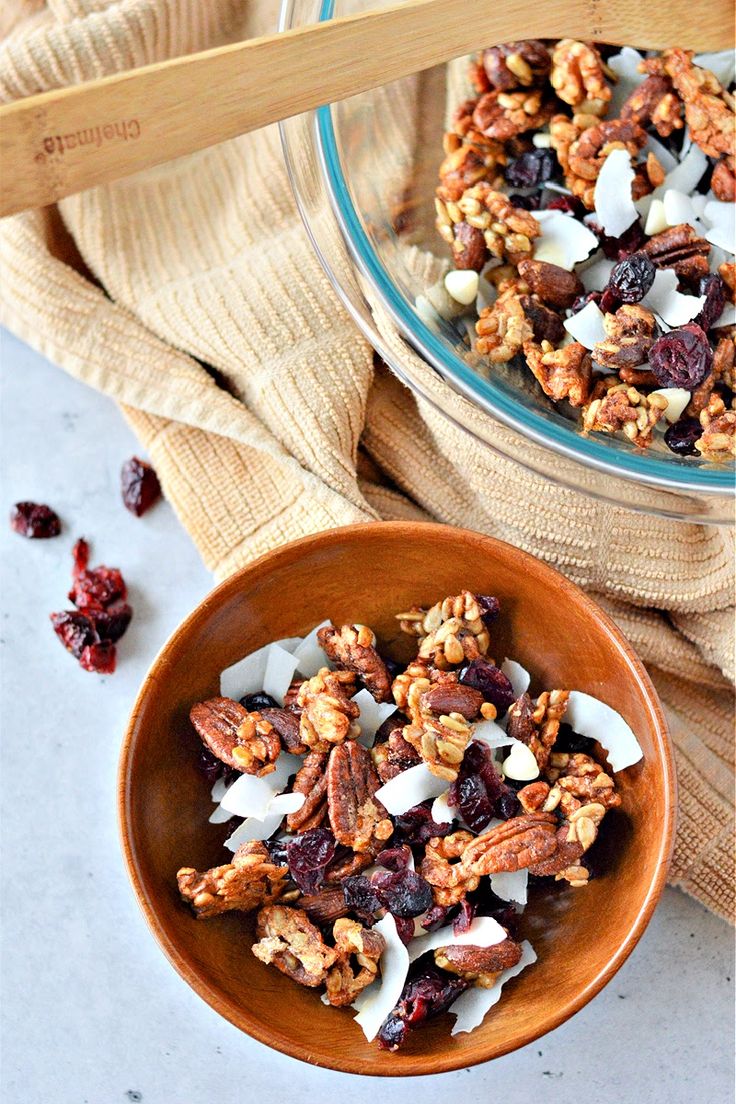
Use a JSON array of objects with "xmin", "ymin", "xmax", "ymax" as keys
[{"xmin": 0, "ymin": 0, "xmax": 731, "ymax": 218}]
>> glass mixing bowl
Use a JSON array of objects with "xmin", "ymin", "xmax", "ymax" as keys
[{"xmin": 279, "ymin": 0, "xmax": 735, "ymax": 523}]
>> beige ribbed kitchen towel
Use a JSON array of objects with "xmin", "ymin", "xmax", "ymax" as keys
[{"xmin": 1, "ymin": 1, "xmax": 734, "ymax": 920}]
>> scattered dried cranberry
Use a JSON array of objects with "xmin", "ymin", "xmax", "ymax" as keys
[
  {"xmin": 50, "ymin": 610, "xmax": 98, "ymax": 659},
  {"xmin": 598, "ymin": 287, "xmax": 620, "ymax": 314},
  {"xmin": 378, "ymin": 966, "xmax": 471, "ymax": 1050},
  {"xmin": 505, "ymin": 149, "xmax": 557, "ymax": 188},
  {"xmin": 648, "ymin": 324, "xmax": 713, "ymax": 390},
  {"xmin": 420, "ymin": 904, "xmax": 452, "ymax": 931},
  {"xmin": 371, "ymin": 869, "xmax": 434, "ymax": 918},
  {"xmin": 239, "ymin": 692, "xmax": 279, "ymax": 711},
  {"xmin": 476, "ymin": 595, "xmax": 501, "ymax": 626},
  {"xmin": 10, "ymin": 502, "xmax": 61, "ymax": 539},
  {"xmin": 91, "ymin": 598, "xmax": 133, "ymax": 644},
  {"xmin": 448, "ymin": 740, "xmax": 519, "ymax": 830},
  {"xmin": 376, "ymin": 844, "xmax": 413, "ymax": 872},
  {"xmin": 664, "ymin": 417, "xmax": 702, "ymax": 456},
  {"xmin": 571, "ymin": 290, "xmax": 602, "ymax": 315},
  {"xmin": 448, "ymin": 773, "xmax": 494, "ymax": 833},
  {"xmin": 460, "ymin": 658, "xmax": 514, "ymax": 714},
  {"xmin": 453, "ymin": 897, "xmax": 475, "ymax": 934},
  {"xmin": 121, "ymin": 456, "xmax": 162, "ymax": 517},
  {"xmin": 545, "ymin": 194, "xmax": 586, "ymax": 216},
  {"xmin": 286, "ymin": 828, "xmax": 336, "ymax": 894},
  {"xmin": 393, "ymin": 916, "xmax": 416, "ymax": 946},
  {"xmin": 393, "ymin": 803, "xmax": 452, "ymax": 845},
  {"xmin": 79, "ymin": 642, "xmax": 116, "ymax": 674},
  {"xmin": 68, "ymin": 542, "xmax": 126, "ymax": 611},
  {"xmin": 591, "ymin": 218, "xmax": 645, "ymax": 260},
  {"xmin": 607, "ymin": 251, "xmax": 656, "ymax": 303},
  {"xmin": 342, "ymin": 874, "xmax": 381, "ymax": 922},
  {"xmin": 695, "ymin": 274, "xmax": 726, "ymax": 331}
]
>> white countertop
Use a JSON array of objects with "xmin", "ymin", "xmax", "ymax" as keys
[{"xmin": 1, "ymin": 328, "xmax": 733, "ymax": 1104}]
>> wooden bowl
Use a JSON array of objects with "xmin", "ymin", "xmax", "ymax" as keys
[{"xmin": 119, "ymin": 522, "xmax": 675, "ymax": 1075}]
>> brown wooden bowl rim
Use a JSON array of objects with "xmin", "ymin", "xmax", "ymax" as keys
[{"xmin": 118, "ymin": 521, "xmax": 676, "ymax": 1075}]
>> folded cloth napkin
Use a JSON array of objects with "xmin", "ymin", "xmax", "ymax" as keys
[{"xmin": 1, "ymin": 0, "xmax": 733, "ymax": 920}]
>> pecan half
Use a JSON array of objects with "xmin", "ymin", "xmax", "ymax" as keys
[
  {"xmin": 252, "ymin": 905, "xmax": 337, "ymax": 987},
  {"xmin": 517, "ymin": 259, "xmax": 584, "ymax": 309},
  {"xmin": 720, "ymin": 262, "xmax": 736, "ymax": 304},
  {"xmin": 325, "ymin": 918, "xmax": 385, "ymax": 1006},
  {"xmin": 435, "ymin": 936, "xmax": 522, "ymax": 986},
  {"xmin": 327, "ymin": 740, "xmax": 393, "ymax": 852},
  {"xmin": 550, "ymin": 39, "xmax": 611, "ymax": 116},
  {"xmin": 460, "ymin": 812, "xmax": 559, "ymax": 876},
  {"xmin": 523, "ymin": 339, "xmax": 592, "ymax": 407},
  {"xmin": 317, "ymin": 623, "xmax": 392, "ymax": 703},
  {"xmin": 620, "ymin": 74, "xmax": 683, "ymax": 137},
  {"xmin": 287, "ymin": 751, "xmax": 329, "ymax": 831},
  {"xmin": 420, "ymin": 831, "xmax": 480, "ymax": 906},
  {"xmin": 177, "ymin": 841, "xmax": 289, "ymax": 919},
  {"xmin": 298, "ymin": 667, "xmax": 360, "ymax": 753},
  {"xmin": 592, "ymin": 305, "xmax": 658, "ymax": 370},
  {"xmin": 481, "ymin": 41, "xmax": 551, "ymax": 91},
  {"xmin": 473, "ymin": 88, "xmax": 556, "ymax": 141},
  {"xmin": 642, "ymin": 224, "xmax": 710, "ymax": 283},
  {"xmin": 643, "ymin": 48, "xmax": 735, "ymax": 158},
  {"xmin": 189, "ymin": 697, "xmax": 279, "ymax": 775}
]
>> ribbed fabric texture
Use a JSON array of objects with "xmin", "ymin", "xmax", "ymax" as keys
[{"xmin": 1, "ymin": 0, "xmax": 733, "ymax": 920}]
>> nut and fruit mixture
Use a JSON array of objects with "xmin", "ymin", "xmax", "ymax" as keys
[
  {"xmin": 432, "ymin": 43, "xmax": 735, "ymax": 460},
  {"xmin": 176, "ymin": 594, "xmax": 642, "ymax": 1049}
]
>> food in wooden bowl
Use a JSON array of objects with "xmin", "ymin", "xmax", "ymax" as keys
[{"xmin": 119, "ymin": 522, "xmax": 675, "ymax": 1074}]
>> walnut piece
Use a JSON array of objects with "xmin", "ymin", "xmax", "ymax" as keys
[
  {"xmin": 435, "ymin": 936, "xmax": 522, "ymax": 987},
  {"xmin": 507, "ymin": 690, "xmax": 569, "ymax": 771},
  {"xmin": 582, "ymin": 379, "xmax": 666, "ymax": 448},
  {"xmin": 473, "ymin": 88, "xmax": 556, "ymax": 141},
  {"xmin": 567, "ymin": 118, "xmax": 647, "ymax": 182},
  {"xmin": 643, "ymin": 49, "xmax": 735, "ymax": 159},
  {"xmin": 189, "ymin": 697, "xmax": 280, "ymax": 776},
  {"xmin": 550, "ymin": 39, "xmax": 611, "ymax": 116},
  {"xmin": 437, "ymin": 183, "xmax": 541, "ymax": 270},
  {"xmin": 523, "ymin": 339, "xmax": 592, "ymax": 407},
  {"xmin": 252, "ymin": 905, "xmax": 337, "ymax": 987},
  {"xmin": 287, "ymin": 751, "xmax": 329, "ymax": 831},
  {"xmin": 545, "ymin": 752, "xmax": 621, "ymax": 814},
  {"xmin": 592, "ymin": 305, "xmax": 658, "ymax": 371},
  {"xmin": 317, "ymin": 623, "xmax": 392, "ymax": 703},
  {"xmin": 476, "ymin": 284, "xmax": 534, "ymax": 362},
  {"xmin": 297, "ymin": 667, "xmax": 360, "ymax": 753},
  {"xmin": 695, "ymin": 394, "xmax": 736, "ymax": 461},
  {"xmin": 177, "ymin": 841, "xmax": 289, "ymax": 919},
  {"xmin": 403, "ymin": 711, "xmax": 473, "ymax": 782},
  {"xmin": 712, "ymin": 155, "xmax": 735, "ymax": 202},
  {"xmin": 620, "ymin": 74, "xmax": 683, "ymax": 137},
  {"xmin": 396, "ymin": 590, "xmax": 492, "ymax": 669},
  {"xmin": 420, "ymin": 831, "xmax": 480, "ymax": 906},
  {"xmin": 327, "ymin": 739, "xmax": 393, "ymax": 851},
  {"xmin": 642, "ymin": 223, "xmax": 711, "ymax": 283},
  {"xmin": 480, "ymin": 41, "xmax": 551, "ymax": 91},
  {"xmin": 460, "ymin": 812, "xmax": 559, "ymax": 876},
  {"xmin": 325, "ymin": 918, "xmax": 385, "ymax": 1007}
]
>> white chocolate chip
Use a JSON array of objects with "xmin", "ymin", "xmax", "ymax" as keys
[
  {"xmin": 532, "ymin": 132, "xmax": 552, "ymax": 148},
  {"xmin": 501, "ymin": 742, "xmax": 539, "ymax": 782},
  {"xmin": 649, "ymin": 388, "xmax": 692, "ymax": 424},
  {"xmin": 644, "ymin": 198, "xmax": 668, "ymax": 237},
  {"xmin": 444, "ymin": 269, "xmax": 480, "ymax": 306}
]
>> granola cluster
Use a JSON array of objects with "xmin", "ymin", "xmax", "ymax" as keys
[
  {"xmin": 175, "ymin": 590, "xmax": 637, "ymax": 1051},
  {"xmin": 433, "ymin": 42, "xmax": 735, "ymax": 460}
]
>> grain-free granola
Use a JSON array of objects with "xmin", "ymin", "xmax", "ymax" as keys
[
  {"xmin": 431, "ymin": 44, "xmax": 735, "ymax": 460},
  {"xmin": 176, "ymin": 594, "xmax": 643, "ymax": 1049}
]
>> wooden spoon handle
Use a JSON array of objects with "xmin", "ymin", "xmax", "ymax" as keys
[{"xmin": 0, "ymin": 0, "xmax": 731, "ymax": 218}]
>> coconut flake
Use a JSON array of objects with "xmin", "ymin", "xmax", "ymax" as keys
[
  {"xmin": 269, "ymin": 791, "xmax": 306, "ymax": 816},
  {"xmin": 220, "ymin": 643, "xmax": 271, "ymax": 700},
  {"xmin": 534, "ymin": 212, "xmax": 598, "ymax": 270},
  {"xmin": 375, "ymin": 763, "xmax": 449, "ymax": 816},
  {"xmin": 208, "ymin": 801, "xmax": 237, "ymax": 825},
  {"xmin": 564, "ymin": 301, "xmax": 608, "ymax": 349},
  {"xmin": 579, "ymin": 254, "xmax": 616, "ymax": 293},
  {"xmin": 431, "ymin": 791, "xmax": 455, "ymax": 825},
  {"xmin": 607, "ymin": 48, "xmax": 645, "ymax": 115},
  {"xmin": 650, "ymin": 388, "xmax": 692, "ymax": 424},
  {"xmin": 291, "ymin": 620, "xmax": 331, "ymax": 678},
  {"xmin": 501, "ymin": 658, "xmax": 531, "ymax": 698},
  {"xmin": 662, "ymin": 188, "xmax": 704, "ymax": 233},
  {"xmin": 216, "ymin": 753, "xmax": 302, "ymax": 820},
  {"xmin": 490, "ymin": 869, "xmax": 529, "ymax": 906},
  {"xmin": 644, "ymin": 198, "xmax": 668, "ymax": 237},
  {"xmin": 445, "ymin": 269, "xmax": 480, "ymax": 306},
  {"xmin": 641, "ymin": 268, "xmax": 705, "ymax": 327},
  {"xmin": 657, "ymin": 144, "xmax": 708, "ymax": 198},
  {"xmin": 472, "ymin": 718, "xmax": 517, "ymax": 749},
  {"xmin": 224, "ymin": 809, "xmax": 285, "ymax": 849},
  {"xmin": 407, "ymin": 915, "xmax": 507, "ymax": 963},
  {"xmin": 717, "ymin": 304, "xmax": 736, "ymax": 327},
  {"xmin": 565, "ymin": 690, "xmax": 643, "ymax": 772},
  {"xmin": 450, "ymin": 940, "xmax": 537, "ymax": 1035},
  {"xmin": 644, "ymin": 135, "xmax": 678, "ymax": 174},
  {"xmin": 415, "ymin": 294, "xmax": 441, "ymax": 328},
  {"xmin": 262, "ymin": 644, "xmax": 300, "ymax": 706},
  {"xmin": 352, "ymin": 914, "xmax": 409, "ymax": 1042},
  {"xmin": 594, "ymin": 149, "xmax": 637, "ymax": 237},
  {"xmin": 693, "ymin": 49, "xmax": 736, "ymax": 88},
  {"xmin": 353, "ymin": 690, "xmax": 398, "ymax": 748},
  {"xmin": 704, "ymin": 223, "xmax": 735, "ymax": 253},
  {"xmin": 211, "ymin": 775, "xmax": 231, "ymax": 803}
]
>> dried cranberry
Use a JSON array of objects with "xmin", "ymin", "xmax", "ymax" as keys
[
  {"xmin": 508, "ymin": 192, "xmax": 542, "ymax": 210},
  {"xmin": 378, "ymin": 966, "xmax": 471, "ymax": 1050},
  {"xmin": 555, "ymin": 723, "xmax": 596, "ymax": 755},
  {"xmin": 648, "ymin": 324, "xmax": 713, "ymax": 390},
  {"xmin": 342, "ymin": 875, "xmax": 381, "ymax": 922},
  {"xmin": 475, "ymin": 594, "xmax": 501, "ymax": 626},
  {"xmin": 79, "ymin": 642, "xmax": 116, "ymax": 674},
  {"xmin": 393, "ymin": 803, "xmax": 452, "ymax": 845},
  {"xmin": 376, "ymin": 844, "xmax": 413, "ymax": 872},
  {"xmin": 50, "ymin": 610, "xmax": 98, "ymax": 659},
  {"xmin": 497, "ymin": 789, "xmax": 521, "ymax": 819},
  {"xmin": 91, "ymin": 599, "xmax": 133, "ymax": 644},
  {"xmin": 460, "ymin": 658, "xmax": 514, "ymax": 714},
  {"xmin": 607, "ymin": 251, "xmax": 656, "ymax": 303},
  {"xmin": 382, "ymin": 657, "xmax": 404, "ymax": 682},
  {"xmin": 264, "ymin": 838, "xmax": 290, "ymax": 866},
  {"xmin": 196, "ymin": 746, "xmax": 227, "ymax": 784},
  {"xmin": 420, "ymin": 904, "xmax": 452, "ymax": 931},
  {"xmin": 664, "ymin": 417, "xmax": 702, "ymax": 456},
  {"xmin": 371, "ymin": 869, "xmax": 434, "ymax": 918},
  {"xmin": 591, "ymin": 218, "xmax": 645, "ymax": 260},
  {"xmin": 239, "ymin": 692, "xmax": 279, "ymax": 711},
  {"xmin": 448, "ymin": 773, "xmax": 494, "ymax": 833},
  {"xmin": 571, "ymin": 290, "xmax": 602, "ymax": 315},
  {"xmin": 69, "ymin": 564, "xmax": 126, "ymax": 611},
  {"xmin": 545, "ymin": 194, "xmax": 586, "ymax": 216},
  {"xmin": 393, "ymin": 916, "xmax": 416, "ymax": 946},
  {"xmin": 121, "ymin": 456, "xmax": 162, "ymax": 517},
  {"xmin": 10, "ymin": 502, "xmax": 61, "ymax": 539},
  {"xmin": 453, "ymin": 897, "xmax": 475, "ymax": 934},
  {"xmin": 695, "ymin": 274, "xmax": 726, "ymax": 331},
  {"xmin": 505, "ymin": 149, "xmax": 557, "ymax": 188},
  {"xmin": 286, "ymin": 828, "xmax": 336, "ymax": 894}
]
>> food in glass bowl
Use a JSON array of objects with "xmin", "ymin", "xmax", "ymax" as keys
[
  {"xmin": 176, "ymin": 592, "xmax": 643, "ymax": 1050},
  {"xmin": 431, "ymin": 42, "xmax": 735, "ymax": 460}
]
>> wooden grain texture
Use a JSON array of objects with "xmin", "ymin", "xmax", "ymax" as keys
[
  {"xmin": 118, "ymin": 521, "xmax": 676, "ymax": 1076},
  {"xmin": 1, "ymin": 0, "xmax": 732, "ymax": 217}
]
